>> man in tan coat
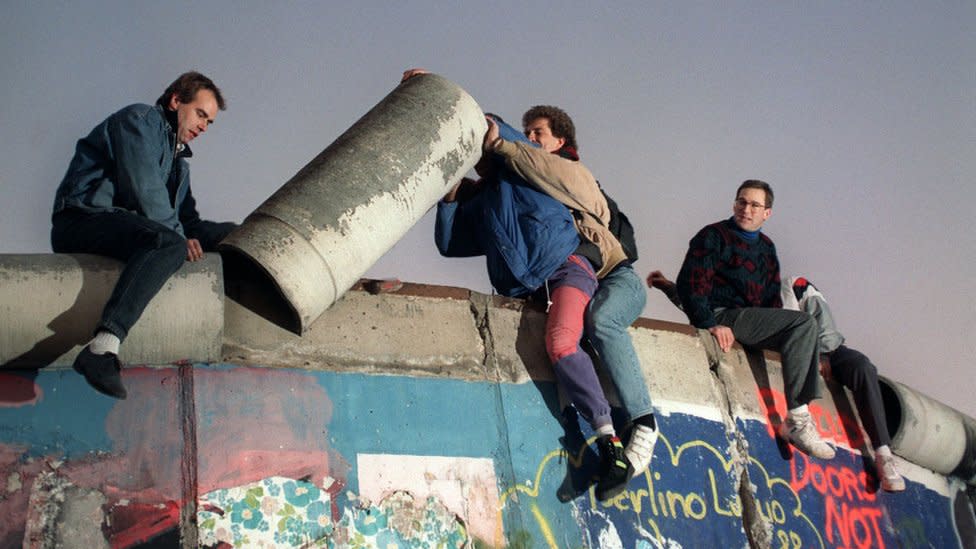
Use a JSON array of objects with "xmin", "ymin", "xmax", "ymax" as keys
[{"xmin": 486, "ymin": 107, "xmax": 660, "ymax": 482}]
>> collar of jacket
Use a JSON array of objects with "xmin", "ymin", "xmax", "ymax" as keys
[
  {"xmin": 554, "ymin": 145, "xmax": 579, "ymax": 161},
  {"xmin": 158, "ymin": 103, "xmax": 194, "ymax": 159}
]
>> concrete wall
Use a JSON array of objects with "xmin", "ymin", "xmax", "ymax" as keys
[
  {"xmin": 0, "ymin": 254, "xmax": 224, "ymax": 368},
  {"xmin": 2, "ymin": 275, "xmax": 975, "ymax": 547}
]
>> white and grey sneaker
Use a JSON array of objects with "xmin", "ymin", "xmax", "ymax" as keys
[
  {"xmin": 876, "ymin": 453, "xmax": 906, "ymax": 492},
  {"xmin": 624, "ymin": 424, "xmax": 658, "ymax": 479},
  {"xmin": 779, "ymin": 412, "xmax": 835, "ymax": 459}
]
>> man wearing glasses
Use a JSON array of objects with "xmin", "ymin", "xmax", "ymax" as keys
[{"xmin": 672, "ymin": 180, "xmax": 835, "ymax": 459}]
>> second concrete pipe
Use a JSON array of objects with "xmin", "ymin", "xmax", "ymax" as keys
[{"xmin": 221, "ymin": 73, "xmax": 486, "ymax": 333}]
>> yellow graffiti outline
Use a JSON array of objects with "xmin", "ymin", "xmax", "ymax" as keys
[
  {"xmin": 499, "ymin": 431, "xmax": 826, "ymax": 549},
  {"xmin": 499, "ymin": 442, "xmax": 590, "ymax": 503},
  {"xmin": 745, "ymin": 454, "xmax": 825, "ymax": 549},
  {"xmin": 531, "ymin": 502, "xmax": 559, "ymax": 549},
  {"xmin": 652, "ymin": 434, "xmax": 824, "ymax": 548}
]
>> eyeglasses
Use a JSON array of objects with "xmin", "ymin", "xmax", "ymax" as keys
[{"xmin": 734, "ymin": 198, "xmax": 769, "ymax": 211}]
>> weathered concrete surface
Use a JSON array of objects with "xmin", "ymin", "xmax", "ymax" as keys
[
  {"xmin": 0, "ymin": 253, "xmax": 224, "ymax": 368},
  {"xmin": 220, "ymin": 73, "xmax": 487, "ymax": 333},
  {"xmin": 632, "ymin": 322, "xmax": 722, "ymax": 417},
  {"xmin": 22, "ymin": 466, "xmax": 117, "ymax": 547},
  {"xmin": 223, "ymin": 281, "xmax": 486, "ymax": 378}
]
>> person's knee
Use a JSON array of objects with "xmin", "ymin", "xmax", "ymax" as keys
[
  {"xmin": 148, "ymin": 231, "xmax": 188, "ymax": 271},
  {"xmin": 546, "ymin": 327, "xmax": 582, "ymax": 362},
  {"xmin": 796, "ymin": 312, "xmax": 818, "ymax": 339},
  {"xmin": 586, "ymin": 305, "xmax": 623, "ymax": 338}
]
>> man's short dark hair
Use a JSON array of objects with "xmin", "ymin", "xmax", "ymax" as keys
[
  {"xmin": 522, "ymin": 105, "xmax": 578, "ymax": 150},
  {"xmin": 736, "ymin": 179, "xmax": 774, "ymax": 207},
  {"xmin": 156, "ymin": 71, "xmax": 226, "ymax": 111}
]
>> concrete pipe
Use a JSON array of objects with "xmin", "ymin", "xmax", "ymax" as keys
[
  {"xmin": 219, "ymin": 73, "xmax": 486, "ymax": 334},
  {"xmin": 0, "ymin": 253, "xmax": 224, "ymax": 368},
  {"xmin": 880, "ymin": 376, "xmax": 976, "ymax": 483}
]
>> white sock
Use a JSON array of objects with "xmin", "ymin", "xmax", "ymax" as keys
[
  {"xmin": 787, "ymin": 404, "xmax": 809, "ymax": 420},
  {"xmin": 595, "ymin": 424, "xmax": 615, "ymax": 438},
  {"xmin": 89, "ymin": 331, "xmax": 120, "ymax": 355},
  {"xmin": 875, "ymin": 445, "xmax": 892, "ymax": 457}
]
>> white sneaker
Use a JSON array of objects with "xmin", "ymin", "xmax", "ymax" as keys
[
  {"xmin": 876, "ymin": 453, "xmax": 906, "ymax": 492},
  {"xmin": 779, "ymin": 412, "xmax": 835, "ymax": 460},
  {"xmin": 624, "ymin": 424, "xmax": 658, "ymax": 479}
]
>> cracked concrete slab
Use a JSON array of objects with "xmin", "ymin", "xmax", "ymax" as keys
[
  {"xmin": 224, "ymin": 287, "xmax": 485, "ymax": 379},
  {"xmin": 23, "ymin": 472, "xmax": 109, "ymax": 549}
]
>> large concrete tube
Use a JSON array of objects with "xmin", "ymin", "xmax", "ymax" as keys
[
  {"xmin": 880, "ymin": 376, "xmax": 976, "ymax": 483},
  {"xmin": 0, "ymin": 253, "xmax": 225, "ymax": 368},
  {"xmin": 220, "ymin": 73, "xmax": 486, "ymax": 333}
]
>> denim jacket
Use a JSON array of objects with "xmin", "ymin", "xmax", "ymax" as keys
[{"xmin": 53, "ymin": 103, "xmax": 194, "ymax": 237}]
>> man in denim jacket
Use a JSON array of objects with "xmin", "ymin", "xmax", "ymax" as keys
[{"xmin": 51, "ymin": 71, "xmax": 237, "ymax": 399}]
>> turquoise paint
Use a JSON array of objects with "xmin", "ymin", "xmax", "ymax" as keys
[{"xmin": 0, "ymin": 364, "xmax": 971, "ymax": 547}]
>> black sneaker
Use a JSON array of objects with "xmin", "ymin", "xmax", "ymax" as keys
[
  {"xmin": 72, "ymin": 347, "xmax": 127, "ymax": 399},
  {"xmin": 595, "ymin": 435, "xmax": 630, "ymax": 501}
]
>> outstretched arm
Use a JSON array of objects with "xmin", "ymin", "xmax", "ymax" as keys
[
  {"xmin": 179, "ymin": 184, "xmax": 238, "ymax": 258},
  {"xmin": 647, "ymin": 270, "xmax": 681, "ymax": 308}
]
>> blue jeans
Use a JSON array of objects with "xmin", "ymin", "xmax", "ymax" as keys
[
  {"xmin": 51, "ymin": 208, "xmax": 188, "ymax": 341},
  {"xmin": 585, "ymin": 264, "xmax": 654, "ymax": 421}
]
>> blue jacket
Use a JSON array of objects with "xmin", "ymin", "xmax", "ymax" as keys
[
  {"xmin": 53, "ymin": 103, "xmax": 197, "ymax": 237},
  {"xmin": 434, "ymin": 118, "xmax": 579, "ymax": 297}
]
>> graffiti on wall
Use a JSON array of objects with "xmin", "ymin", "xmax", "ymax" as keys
[
  {"xmin": 754, "ymin": 386, "xmax": 940, "ymax": 549},
  {"xmin": 0, "ymin": 367, "xmax": 970, "ymax": 548},
  {"xmin": 196, "ymin": 475, "xmax": 468, "ymax": 548},
  {"xmin": 500, "ymin": 402, "xmax": 961, "ymax": 549}
]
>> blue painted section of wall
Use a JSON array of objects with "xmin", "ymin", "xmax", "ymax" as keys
[
  {"xmin": 0, "ymin": 370, "xmax": 128, "ymax": 457},
  {"xmin": 576, "ymin": 413, "xmax": 961, "ymax": 547},
  {"xmin": 577, "ymin": 413, "xmax": 746, "ymax": 547},
  {"xmin": 0, "ymin": 364, "xmax": 970, "ymax": 548}
]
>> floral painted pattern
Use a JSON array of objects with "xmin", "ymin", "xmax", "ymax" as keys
[
  {"xmin": 198, "ymin": 476, "xmax": 333, "ymax": 547},
  {"xmin": 198, "ymin": 476, "xmax": 469, "ymax": 548}
]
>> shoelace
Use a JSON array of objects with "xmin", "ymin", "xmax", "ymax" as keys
[{"xmin": 629, "ymin": 428, "xmax": 656, "ymax": 452}]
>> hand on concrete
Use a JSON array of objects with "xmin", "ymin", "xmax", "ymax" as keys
[
  {"xmin": 401, "ymin": 68, "xmax": 429, "ymax": 83},
  {"xmin": 708, "ymin": 325, "xmax": 735, "ymax": 353},
  {"xmin": 186, "ymin": 238, "xmax": 204, "ymax": 262}
]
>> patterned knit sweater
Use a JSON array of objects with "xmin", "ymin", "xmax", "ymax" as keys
[{"xmin": 676, "ymin": 218, "xmax": 782, "ymax": 328}]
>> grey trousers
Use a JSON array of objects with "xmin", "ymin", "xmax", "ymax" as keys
[{"xmin": 714, "ymin": 308, "xmax": 821, "ymax": 409}]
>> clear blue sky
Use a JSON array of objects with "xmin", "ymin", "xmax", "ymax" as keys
[{"xmin": 2, "ymin": 2, "xmax": 973, "ymax": 417}]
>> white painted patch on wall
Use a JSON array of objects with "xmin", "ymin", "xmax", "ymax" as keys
[{"xmin": 356, "ymin": 453, "xmax": 501, "ymax": 546}]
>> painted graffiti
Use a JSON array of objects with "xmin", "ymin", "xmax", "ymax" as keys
[
  {"xmin": 197, "ymin": 475, "xmax": 468, "ymax": 548},
  {"xmin": 0, "ymin": 366, "xmax": 968, "ymax": 548},
  {"xmin": 502, "ymin": 421, "xmax": 823, "ymax": 548},
  {"xmin": 758, "ymin": 386, "xmax": 896, "ymax": 549},
  {"xmin": 755, "ymin": 386, "xmax": 865, "ymax": 449},
  {"xmin": 789, "ymin": 452, "xmax": 887, "ymax": 549}
]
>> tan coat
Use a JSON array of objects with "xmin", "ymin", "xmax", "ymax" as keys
[{"xmin": 492, "ymin": 139, "xmax": 627, "ymax": 278}]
